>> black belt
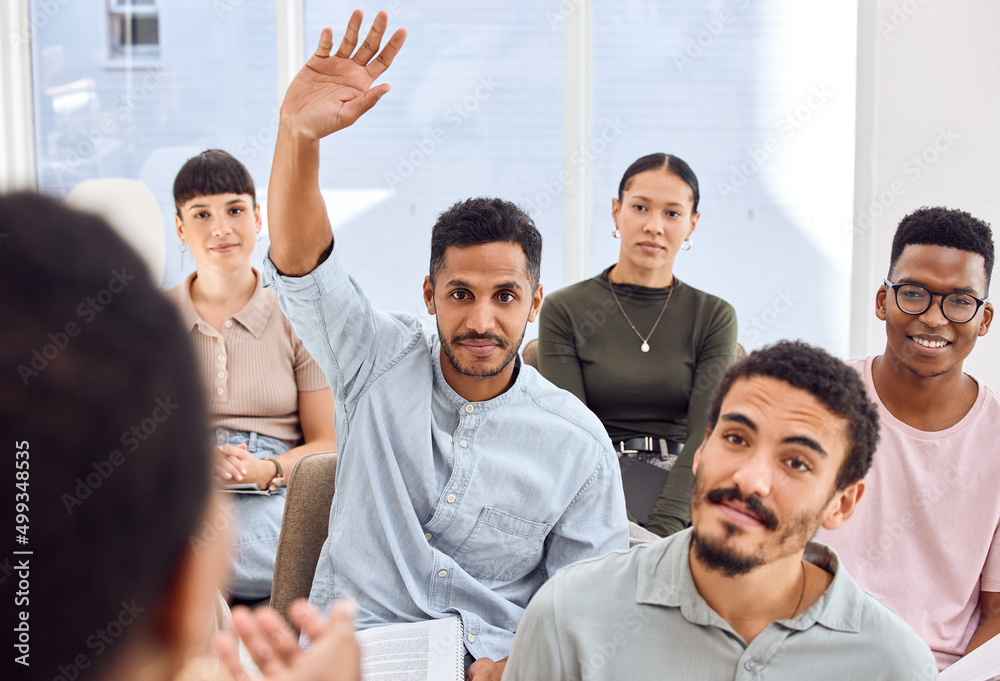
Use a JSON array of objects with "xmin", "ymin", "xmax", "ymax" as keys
[{"xmin": 618, "ymin": 437, "xmax": 683, "ymax": 456}]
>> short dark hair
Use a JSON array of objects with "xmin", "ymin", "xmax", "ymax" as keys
[
  {"xmin": 173, "ymin": 148, "xmax": 256, "ymax": 214},
  {"xmin": 429, "ymin": 197, "xmax": 542, "ymax": 290},
  {"xmin": 889, "ymin": 206, "xmax": 995, "ymax": 293},
  {"xmin": 617, "ymin": 153, "xmax": 700, "ymax": 213},
  {"xmin": 0, "ymin": 193, "xmax": 210, "ymax": 678},
  {"xmin": 706, "ymin": 340, "xmax": 880, "ymax": 491}
]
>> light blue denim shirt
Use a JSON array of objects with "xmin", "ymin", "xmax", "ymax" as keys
[{"xmin": 262, "ymin": 249, "xmax": 628, "ymax": 661}]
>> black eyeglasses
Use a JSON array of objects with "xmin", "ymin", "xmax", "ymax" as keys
[{"xmin": 883, "ymin": 279, "xmax": 989, "ymax": 324}]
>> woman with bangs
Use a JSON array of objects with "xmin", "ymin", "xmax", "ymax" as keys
[{"xmin": 166, "ymin": 149, "xmax": 336, "ymax": 602}]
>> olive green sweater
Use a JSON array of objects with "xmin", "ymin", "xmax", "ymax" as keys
[{"xmin": 538, "ymin": 267, "xmax": 737, "ymax": 536}]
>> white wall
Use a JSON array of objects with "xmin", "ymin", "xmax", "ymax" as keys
[{"xmin": 852, "ymin": 0, "xmax": 1000, "ymax": 387}]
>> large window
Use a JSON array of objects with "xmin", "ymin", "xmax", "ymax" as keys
[
  {"xmin": 591, "ymin": 1, "xmax": 857, "ymax": 355},
  {"xmin": 28, "ymin": 1, "xmax": 857, "ymax": 354},
  {"xmin": 303, "ymin": 1, "xmax": 566, "ymax": 318},
  {"xmin": 31, "ymin": 0, "xmax": 278, "ymax": 287}
]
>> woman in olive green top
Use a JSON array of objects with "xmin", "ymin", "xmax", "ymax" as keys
[{"xmin": 538, "ymin": 153, "xmax": 737, "ymax": 536}]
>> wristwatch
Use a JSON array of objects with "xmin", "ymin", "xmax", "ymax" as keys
[{"xmin": 265, "ymin": 458, "xmax": 284, "ymax": 491}]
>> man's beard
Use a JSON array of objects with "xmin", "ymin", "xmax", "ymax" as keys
[
  {"xmin": 690, "ymin": 482, "xmax": 817, "ymax": 578},
  {"xmin": 439, "ymin": 325, "xmax": 525, "ymax": 379}
]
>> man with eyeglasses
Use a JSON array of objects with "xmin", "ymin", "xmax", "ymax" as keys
[{"xmin": 816, "ymin": 206, "xmax": 998, "ymax": 671}]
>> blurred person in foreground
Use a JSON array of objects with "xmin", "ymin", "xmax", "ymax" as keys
[
  {"xmin": 0, "ymin": 192, "xmax": 358, "ymax": 681},
  {"xmin": 503, "ymin": 341, "xmax": 937, "ymax": 680}
]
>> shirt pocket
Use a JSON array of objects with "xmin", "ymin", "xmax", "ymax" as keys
[{"xmin": 452, "ymin": 507, "xmax": 553, "ymax": 582}]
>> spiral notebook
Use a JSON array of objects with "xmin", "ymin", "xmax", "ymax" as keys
[{"xmin": 356, "ymin": 615, "xmax": 465, "ymax": 680}]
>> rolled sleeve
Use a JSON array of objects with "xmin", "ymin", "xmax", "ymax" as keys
[{"xmin": 262, "ymin": 250, "xmax": 421, "ymax": 406}]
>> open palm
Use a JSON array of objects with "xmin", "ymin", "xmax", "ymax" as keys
[{"xmin": 281, "ymin": 10, "xmax": 407, "ymax": 140}]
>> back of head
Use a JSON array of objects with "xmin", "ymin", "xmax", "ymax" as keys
[
  {"xmin": 173, "ymin": 148, "xmax": 256, "ymax": 214},
  {"xmin": 889, "ymin": 206, "xmax": 995, "ymax": 292},
  {"xmin": 617, "ymin": 153, "xmax": 701, "ymax": 212},
  {"xmin": 707, "ymin": 340, "xmax": 880, "ymax": 490},
  {"xmin": 429, "ymin": 197, "xmax": 542, "ymax": 289},
  {"xmin": 0, "ymin": 193, "xmax": 210, "ymax": 679}
]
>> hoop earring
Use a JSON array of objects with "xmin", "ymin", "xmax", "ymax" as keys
[
  {"xmin": 612, "ymin": 228, "xmax": 621, "ymax": 239},
  {"xmin": 178, "ymin": 242, "xmax": 188, "ymax": 269},
  {"xmin": 681, "ymin": 238, "xmax": 693, "ymax": 251}
]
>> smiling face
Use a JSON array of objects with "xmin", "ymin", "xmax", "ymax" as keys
[
  {"xmin": 423, "ymin": 242, "xmax": 543, "ymax": 401},
  {"xmin": 175, "ymin": 193, "xmax": 260, "ymax": 273},
  {"xmin": 611, "ymin": 168, "xmax": 699, "ymax": 280},
  {"xmin": 877, "ymin": 244, "xmax": 993, "ymax": 378},
  {"xmin": 690, "ymin": 376, "xmax": 863, "ymax": 577}
]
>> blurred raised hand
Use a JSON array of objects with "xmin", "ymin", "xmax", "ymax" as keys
[{"xmin": 216, "ymin": 599, "xmax": 361, "ymax": 681}]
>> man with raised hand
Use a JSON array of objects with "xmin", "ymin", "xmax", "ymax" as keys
[
  {"xmin": 817, "ymin": 207, "xmax": 999, "ymax": 671},
  {"xmin": 262, "ymin": 11, "xmax": 628, "ymax": 679},
  {"xmin": 503, "ymin": 341, "xmax": 937, "ymax": 680}
]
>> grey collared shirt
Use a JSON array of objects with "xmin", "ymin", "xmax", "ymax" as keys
[
  {"xmin": 262, "ymin": 251, "xmax": 628, "ymax": 661},
  {"xmin": 503, "ymin": 529, "xmax": 938, "ymax": 680}
]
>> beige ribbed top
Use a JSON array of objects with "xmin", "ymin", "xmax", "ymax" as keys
[{"xmin": 164, "ymin": 269, "xmax": 329, "ymax": 444}]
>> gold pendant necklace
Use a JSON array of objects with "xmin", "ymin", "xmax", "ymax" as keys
[{"xmin": 608, "ymin": 275, "xmax": 673, "ymax": 353}]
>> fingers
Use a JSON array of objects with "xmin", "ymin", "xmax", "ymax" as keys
[
  {"xmin": 231, "ymin": 606, "xmax": 285, "ymax": 672},
  {"xmin": 337, "ymin": 85, "xmax": 390, "ymax": 129},
  {"xmin": 250, "ymin": 607, "xmax": 302, "ymax": 666},
  {"xmin": 327, "ymin": 598, "xmax": 359, "ymax": 630},
  {"xmin": 351, "ymin": 10, "xmax": 388, "ymax": 65},
  {"xmin": 213, "ymin": 632, "xmax": 252, "ymax": 681},
  {"xmin": 289, "ymin": 599, "xmax": 330, "ymax": 643},
  {"xmin": 216, "ymin": 455, "xmax": 247, "ymax": 482},
  {"xmin": 367, "ymin": 27, "xmax": 407, "ymax": 80},
  {"xmin": 314, "ymin": 26, "xmax": 335, "ymax": 59},
  {"xmin": 334, "ymin": 10, "xmax": 364, "ymax": 59}
]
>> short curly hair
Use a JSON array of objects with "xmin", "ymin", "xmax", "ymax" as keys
[
  {"xmin": 706, "ymin": 340, "xmax": 880, "ymax": 491},
  {"xmin": 889, "ymin": 206, "xmax": 994, "ymax": 293},
  {"xmin": 429, "ymin": 197, "xmax": 542, "ymax": 290}
]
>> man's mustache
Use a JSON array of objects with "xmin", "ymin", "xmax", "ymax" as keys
[
  {"xmin": 706, "ymin": 487, "xmax": 779, "ymax": 531},
  {"xmin": 450, "ymin": 332, "xmax": 508, "ymax": 348}
]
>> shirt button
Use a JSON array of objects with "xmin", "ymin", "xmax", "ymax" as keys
[
  {"xmin": 218, "ymin": 355, "xmax": 225, "ymax": 362},
  {"xmin": 744, "ymin": 659, "xmax": 759, "ymax": 672},
  {"xmin": 216, "ymin": 388, "xmax": 224, "ymax": 395},
  {"xmin": 437, "ymin": 569, "xmax": 447, "ymax": 577},
  {"xmin": 424, "ymin": 533, "xmax": 432, "ymax": 540},
  {"xmin": 467, "ymin": 634, "xmax": 475, "ymax": 643},
  {"xmin": 216, "ymin": 337, "xmax": 223, "ymax": 343},
  {"xmin": 217, "ymin": 371, "xmax": 226, "ymax": 379},
  {"xmin": 459, "ymin": 439, "xmax": 468, "ymax": 448},
  {"xmin": 224, "ymin": 320, "xmax": 233, "ymax": 328},
  {"xmin": 464, "ymin": 404, "xmax": 474, "ymax": 413},
  {"xmin": 446, "ymin": 494, "xmax": 456, "ymax": 504}
]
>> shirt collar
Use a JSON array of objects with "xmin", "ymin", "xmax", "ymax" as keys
[
  {"xmin": 173, "ymin": 268, "xmax": 273, "ymax": 339},
  {"xmin": 634, "ymin": 529, "xmax": 864, "ymax": 634}
]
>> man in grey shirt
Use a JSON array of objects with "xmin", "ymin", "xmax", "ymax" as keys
[{"xmin": 503, "ymin": 341, "xmax": 938, "ymax": 680}]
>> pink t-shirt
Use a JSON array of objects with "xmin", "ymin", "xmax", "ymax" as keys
[{"xmin": 816, "ymin": 356, "xmax": 1000, "ymax": 670}]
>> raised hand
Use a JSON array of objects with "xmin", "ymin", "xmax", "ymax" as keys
[{"xmin": 280, "ymin": 9, "xmax": 407, "ymax": 141}]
